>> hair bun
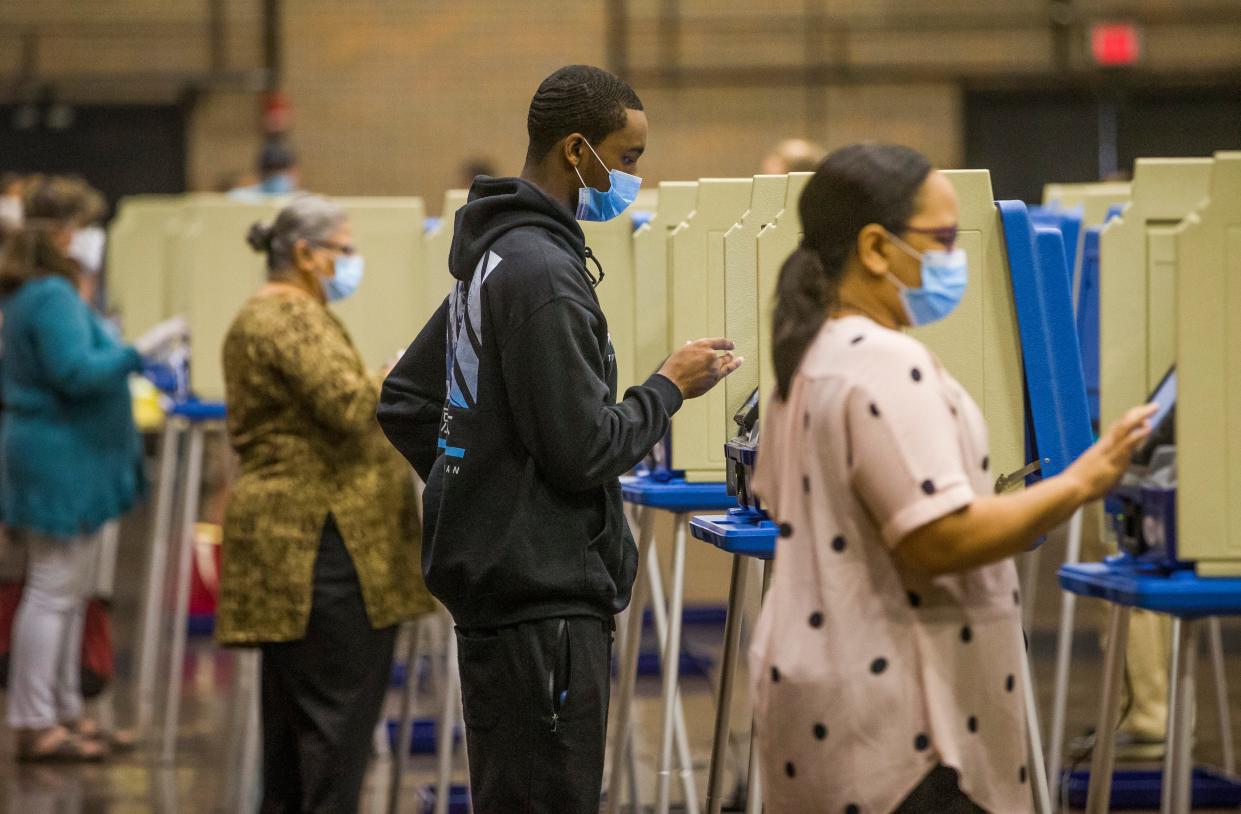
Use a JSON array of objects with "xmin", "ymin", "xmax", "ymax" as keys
[{"xmin": 246, "ymin": 221, "xmax": 275, "ymax": 253}]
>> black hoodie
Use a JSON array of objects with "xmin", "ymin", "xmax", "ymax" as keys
[{"xmin": 378, "ymin": 177, "xmax": 683, "ymax": 628}]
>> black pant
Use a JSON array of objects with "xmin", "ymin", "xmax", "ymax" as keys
[
  {"xmin": 258, "ymin": 516, "xmax": 397, "ymax": 814},
  {"xmin": 455, "ymin": 616, "xmax": 613, "ymax": 814},
  {"xmin": 895, "ymin": 763, "xmax": 988, "ymax": 814}
]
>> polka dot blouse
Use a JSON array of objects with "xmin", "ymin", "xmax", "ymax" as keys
[{"xmin": 749, "ymin": 316, "xmax": 1031, "ymax": 814}]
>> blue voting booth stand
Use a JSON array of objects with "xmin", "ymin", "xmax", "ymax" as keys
[{"xmin": 1059, "ymin": 562, "xmax": 1241, "ymax": 810}]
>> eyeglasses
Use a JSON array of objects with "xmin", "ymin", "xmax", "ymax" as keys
[
  {"xmin": 311, "ymin": 239, "xmax": 357, "ymax": 256},
  {"xmin": 901, "ymin": 224, "xmax": 959, "ymax": 251}
]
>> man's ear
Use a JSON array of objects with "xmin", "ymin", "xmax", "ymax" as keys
[
  {"xmin": 562, "ymin": 133, "xmax": 587, "ymax": 170},
  {"xmin": 856, "ymin": 224, "xmax": 892, "ymax": 277}
]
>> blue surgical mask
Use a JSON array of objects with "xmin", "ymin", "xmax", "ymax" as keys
[
  {"xmin": 885, "ymin": 232, "xmax": 968, "ymax": 326},
  {"xmin": 260, "ymin": 172, "xmax": 295, "ymax": 195},
  {"xmin": 323, "ymin": 254, "xmax": 364, "ymax": 302},
  {"xmin": 574, "ymin": 140, "xmax": 642, "ymax": 222}
]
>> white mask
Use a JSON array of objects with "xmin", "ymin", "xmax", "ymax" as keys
[{"xmin": 69, "ymin": 226, "xmax": 107, "ymax": 276}]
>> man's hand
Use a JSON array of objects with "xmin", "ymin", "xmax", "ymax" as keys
[{"xmin": 657, "ymin": 338, "xmax": 744, "ymax": 400}]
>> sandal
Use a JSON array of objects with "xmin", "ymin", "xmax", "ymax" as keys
[
  {"xmin": 16, "ymin": 726, "xmax": 108, "ymax": 763},
  {"xmin": 65, "ymin": 719, "xmax": 138, "ymax": 753}
]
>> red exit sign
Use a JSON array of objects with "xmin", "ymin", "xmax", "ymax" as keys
[{"xmin": 1091, "ymin": 22, "xmax": 1142, "ymax": 67}]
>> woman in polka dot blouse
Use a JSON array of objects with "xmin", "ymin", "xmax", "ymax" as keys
[{"xmin": 750, "ymin": 143, "xmax": 1156, "ymax": 814}]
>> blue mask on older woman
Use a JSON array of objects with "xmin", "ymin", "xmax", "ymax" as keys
[
  {"xmin": 884, "ymin": 232, "xmax": 968, "ymax": 327},
  {"xmin": 323, "ymin": 254, "xmax": 364, "ymax": 302}
]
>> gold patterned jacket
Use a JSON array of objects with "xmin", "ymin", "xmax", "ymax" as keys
[{"xmin": 216, "ymin": 290, "xmax": 434, "ymax": 645}]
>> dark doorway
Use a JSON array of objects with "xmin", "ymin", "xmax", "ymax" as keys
[
  {"xmin": 965, "ymin": 86, "xmax": 1241, "ymax": 202},
  {"xmin": 0, "ymin": 104, "xmax": 187, "ymax": 215}
]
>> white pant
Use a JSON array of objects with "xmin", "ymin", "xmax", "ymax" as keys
[{"xmin": 6, "ymin": 530, "xmax": 102, "ymax": 730}]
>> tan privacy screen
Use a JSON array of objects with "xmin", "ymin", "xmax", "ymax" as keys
[
  {"xmin": 755, "ymin": 173, "xmax": 814, "ymax": 408},
  {"xmin": 913, "ymin": 170, "xmax": 1025, "ymax": 485},
  {"xmin": 722, "ymin": 174, "xmax": 789, "ymax": 441},
  {"xmin": 584, "ymin": 213, "xmax": 640, "ymax": 395},
  {"xmin": 1099, "ymin": 158, "xmax": 1212, "ymax": 428},
  {"xmin": 632, "ymin": 182, "xmax": 698, "ymax": 384},
  {"xmin": 1176, "ymin": 153, "xmax": 1241, "ymax": 575},
  {"xmin": 669, "ymin": 178, "xmax": 754, "ymax": 483}
]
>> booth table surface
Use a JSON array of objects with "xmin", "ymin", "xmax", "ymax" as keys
[
  {"xmin": 689, "ymin": 513, "xmax": 776, "ymax": 559},
  {"xmin": 619, "ymin": 475, "xmax": 738, "ymax": 512},
  {"xmin": 1059, "ymin": 562, "xmax": 1241, "ymax": 618}
]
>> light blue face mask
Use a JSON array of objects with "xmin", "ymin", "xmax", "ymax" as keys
[
  {"xmin": 323, "ymin": 254, "xmax": 365, "ymax": 302},
  {"xmin": 885, "ymin": 232, "xmax": 968, "ymax": 327},
  {"xmin": 574, "ymin": 140, "xmax": 642, "ymax": 222},
  {"xmin": 260, "ymin": 173, "xmax": 295, "ymax": 195}
]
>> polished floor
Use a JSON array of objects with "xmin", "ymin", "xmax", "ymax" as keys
[{"xmin": 2, "ymin": 513, "xmax": 1240, "ymax": 812}]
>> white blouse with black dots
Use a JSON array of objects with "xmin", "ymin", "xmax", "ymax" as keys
[{"xmin": 750, "ymin": 315, "xmax": 1031, "ymax": 814}]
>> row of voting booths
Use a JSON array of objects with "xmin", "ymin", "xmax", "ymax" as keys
[{"xmin": 104, "ymin": 154, "xmax": 1240, "ymax": 806}]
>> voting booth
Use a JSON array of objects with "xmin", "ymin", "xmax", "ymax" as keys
[
  {"xmin": 754, "ymin": 173, "xmax": 814, "ymax": 406},
  {"xmin": 583, "ymin": 213, "xmax": 640, "ymax": 395},
  {"xmin": 914, "ymin": 170, "xmax": 1026, "ymax": 484},
  {"xmin": 1098, "ymin": 158, "xmax": 1212, "ymax": 429},
  {"xmin": 669, "ymin": 179, "xmax": 755, "ymax": 482},
  {"xmin": 424, "ymin": 189, "xmax": 469, "ymax": 320},
  {"xmin": 1175, "ymin": 152, "xmax": 1241, "ymax": 575},
  {"xmin": 632, "ymin": 182, "xmax": 699, "ymax": 386}
]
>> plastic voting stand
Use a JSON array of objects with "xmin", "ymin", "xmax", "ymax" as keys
[
  {"xmin": 1098, "ymin": 158, "xmax": 1212, "ymax": 428},
  {"xmin": 633, "ymin": 182, "xmax": 699, "ymax": 385},
  {"xmin": 424, "ymin": 189, "xmax": 469, "ymax": 322},
  {"xmin": 1060, "ymin": 561, "xmax": 1241, "ymax": 813},
  {"xmin": 107, "ymin": 194, "xmax": 204, "ymax": 340},
  {"xmin": 584, "ymin": 213, "xmax": 639, "ymax": 394},
  {"xmin": 914, "ymin": 170, "xmax": 1026, "ymax": 484},
  {"xmin": 669, "ymin": 178, "xmax": 754, "ymax": 482},
  {"xmin": 331, "ymin": 197, "xmax": 428, "ymax": 372},
  {"xmin": 754, "ymin": 172, "xmax": 814, "ymax": 406},
  {"xmin": 1174, "ymin": 152, "xmax": 1241, "ymax": 576},
  {"xmin": 721, "ymin": 175, "xmax": 788, "ymax": 437}
]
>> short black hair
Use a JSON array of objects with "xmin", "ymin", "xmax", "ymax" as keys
[{"xmin": 526, "ymin": 65, "xmax": 643, "ymax": 164}]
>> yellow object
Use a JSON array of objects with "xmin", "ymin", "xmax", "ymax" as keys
[{"xmin": 130, "ymin": 375, "xmax": 166, "ymax": 432}]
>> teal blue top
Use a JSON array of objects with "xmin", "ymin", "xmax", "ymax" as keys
[{"xmin": 0, "ymin": 275, "xmax": 146, "ymax": 538}]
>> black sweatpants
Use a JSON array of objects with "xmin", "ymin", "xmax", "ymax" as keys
[
  {"xmin": 258, "ymin": 516, "xmax": 397, "ymax": 814},
  {"xmin": 455, "ymin": 616, "xmax": 613, "ymax": 814}
]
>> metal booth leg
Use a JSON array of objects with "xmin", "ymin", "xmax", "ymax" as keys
[
  {"xmin": 435, "ymin": 618, "xmax": 461, "ymax": 814},
  {"xmin": 1048, "ymin": 507, "xmax": 1085, "ymax": 807},
  {"xmin": 706, "ymin": 553, "xmax": 750, "ymax": 814},
  {"xmin": 135, "ymin": 418, "xmax": 181, "ymax": 738},
  {"xmin": 1023, "ymin": 626, "xmax": 1053, "ymax": 814},
  {"xmin": 1162, "ymin": 618, "xmax": 1198, "ymax": 814},
  {"xmin": 388, "ymin": 619, "xmax": 423, "ymax": 814},
  {"xmin": 605, "ymin": 506, "xmax": 654, "ymax": 814},
  {"xmin": 654, "ymin": 514, "xmax": 690, "ymax": 814},
  {"xmin": 1086, "ymin": 603, "xmax": 1132, "ymax": 814},
  {"xmin": 743, "ymin": 560, "xmax": 773, "ymax": 814},
  {"xmin": 1207, "ymin": 617, "xmax": 1235, "ymax": 775},
  {"xmin": 160, "ymin": 421, "xmax": 206, "ymax": 763}
]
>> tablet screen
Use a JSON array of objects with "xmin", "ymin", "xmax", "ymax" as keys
[{"xmin": 1149, "ymin": 368, "xmax": 1176, "ymax": 430}]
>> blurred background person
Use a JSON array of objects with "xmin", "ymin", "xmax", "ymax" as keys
[
  {"xmin": 455, "ymin": 156, "xmax": 499, "ymax": 189},
  {"xmin": 0, "ymin": 176, "xmax": 146, "ymax": 762},
  {"xmin": 230, "ymin": 136, "xmax": 301, "ymax": 199},
  {"xmin": 218, "ymin": 195, "xmax": 433, "ymax": 813},
  {"xmin": 761, "ymin": 138, "xmax": 827, "ymax": 175}
]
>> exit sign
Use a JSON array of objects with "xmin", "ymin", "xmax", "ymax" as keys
[{"xmin": 1091, "ymin": 22, "xmax": 1142, "ymax": 67}]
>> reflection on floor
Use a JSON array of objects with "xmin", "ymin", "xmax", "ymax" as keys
[{"xmin": 2, "ymin": 513, "xmax": 1240, "ymax": 813}]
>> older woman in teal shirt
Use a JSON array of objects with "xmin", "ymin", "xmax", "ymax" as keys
[{"xmin": 0, "ymin": 177, "xmax": 144, "ymax": 761}]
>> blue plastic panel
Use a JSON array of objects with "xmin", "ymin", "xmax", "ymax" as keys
[
  {"xmin": 620, "ymin": 475, "xmax": 737, "ymax": 511},
  {"xmin": 1059, "ymin": 562, "xmax": 1241, "ymax": 618},
  {"xmin": 170, "ymin": 399, "xmax": 227, "ymax": 421},
  {"xmin": 998, "ymin": 201, "xmax": 1095, "ymax": 480},
  {"xmin": 689, "ymin": 510, "xmax": 776, "ymax": 559},
  {"xmin": 1064, "ymin": 768, "xmax": 1241, "ymax": 810},
  {"xmin": 1077, "ymin": 226, "xmax": 1103, "ymax": 425}
]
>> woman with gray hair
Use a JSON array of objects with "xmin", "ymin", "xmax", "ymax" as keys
[{"xmin": 219, "ymin": 195, "xmax": 433, "ymax": 812}]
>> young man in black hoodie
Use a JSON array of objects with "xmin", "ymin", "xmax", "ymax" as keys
[{"xmin": 378, "ymin": 65, "xmax": 740, "ymax": 812}]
